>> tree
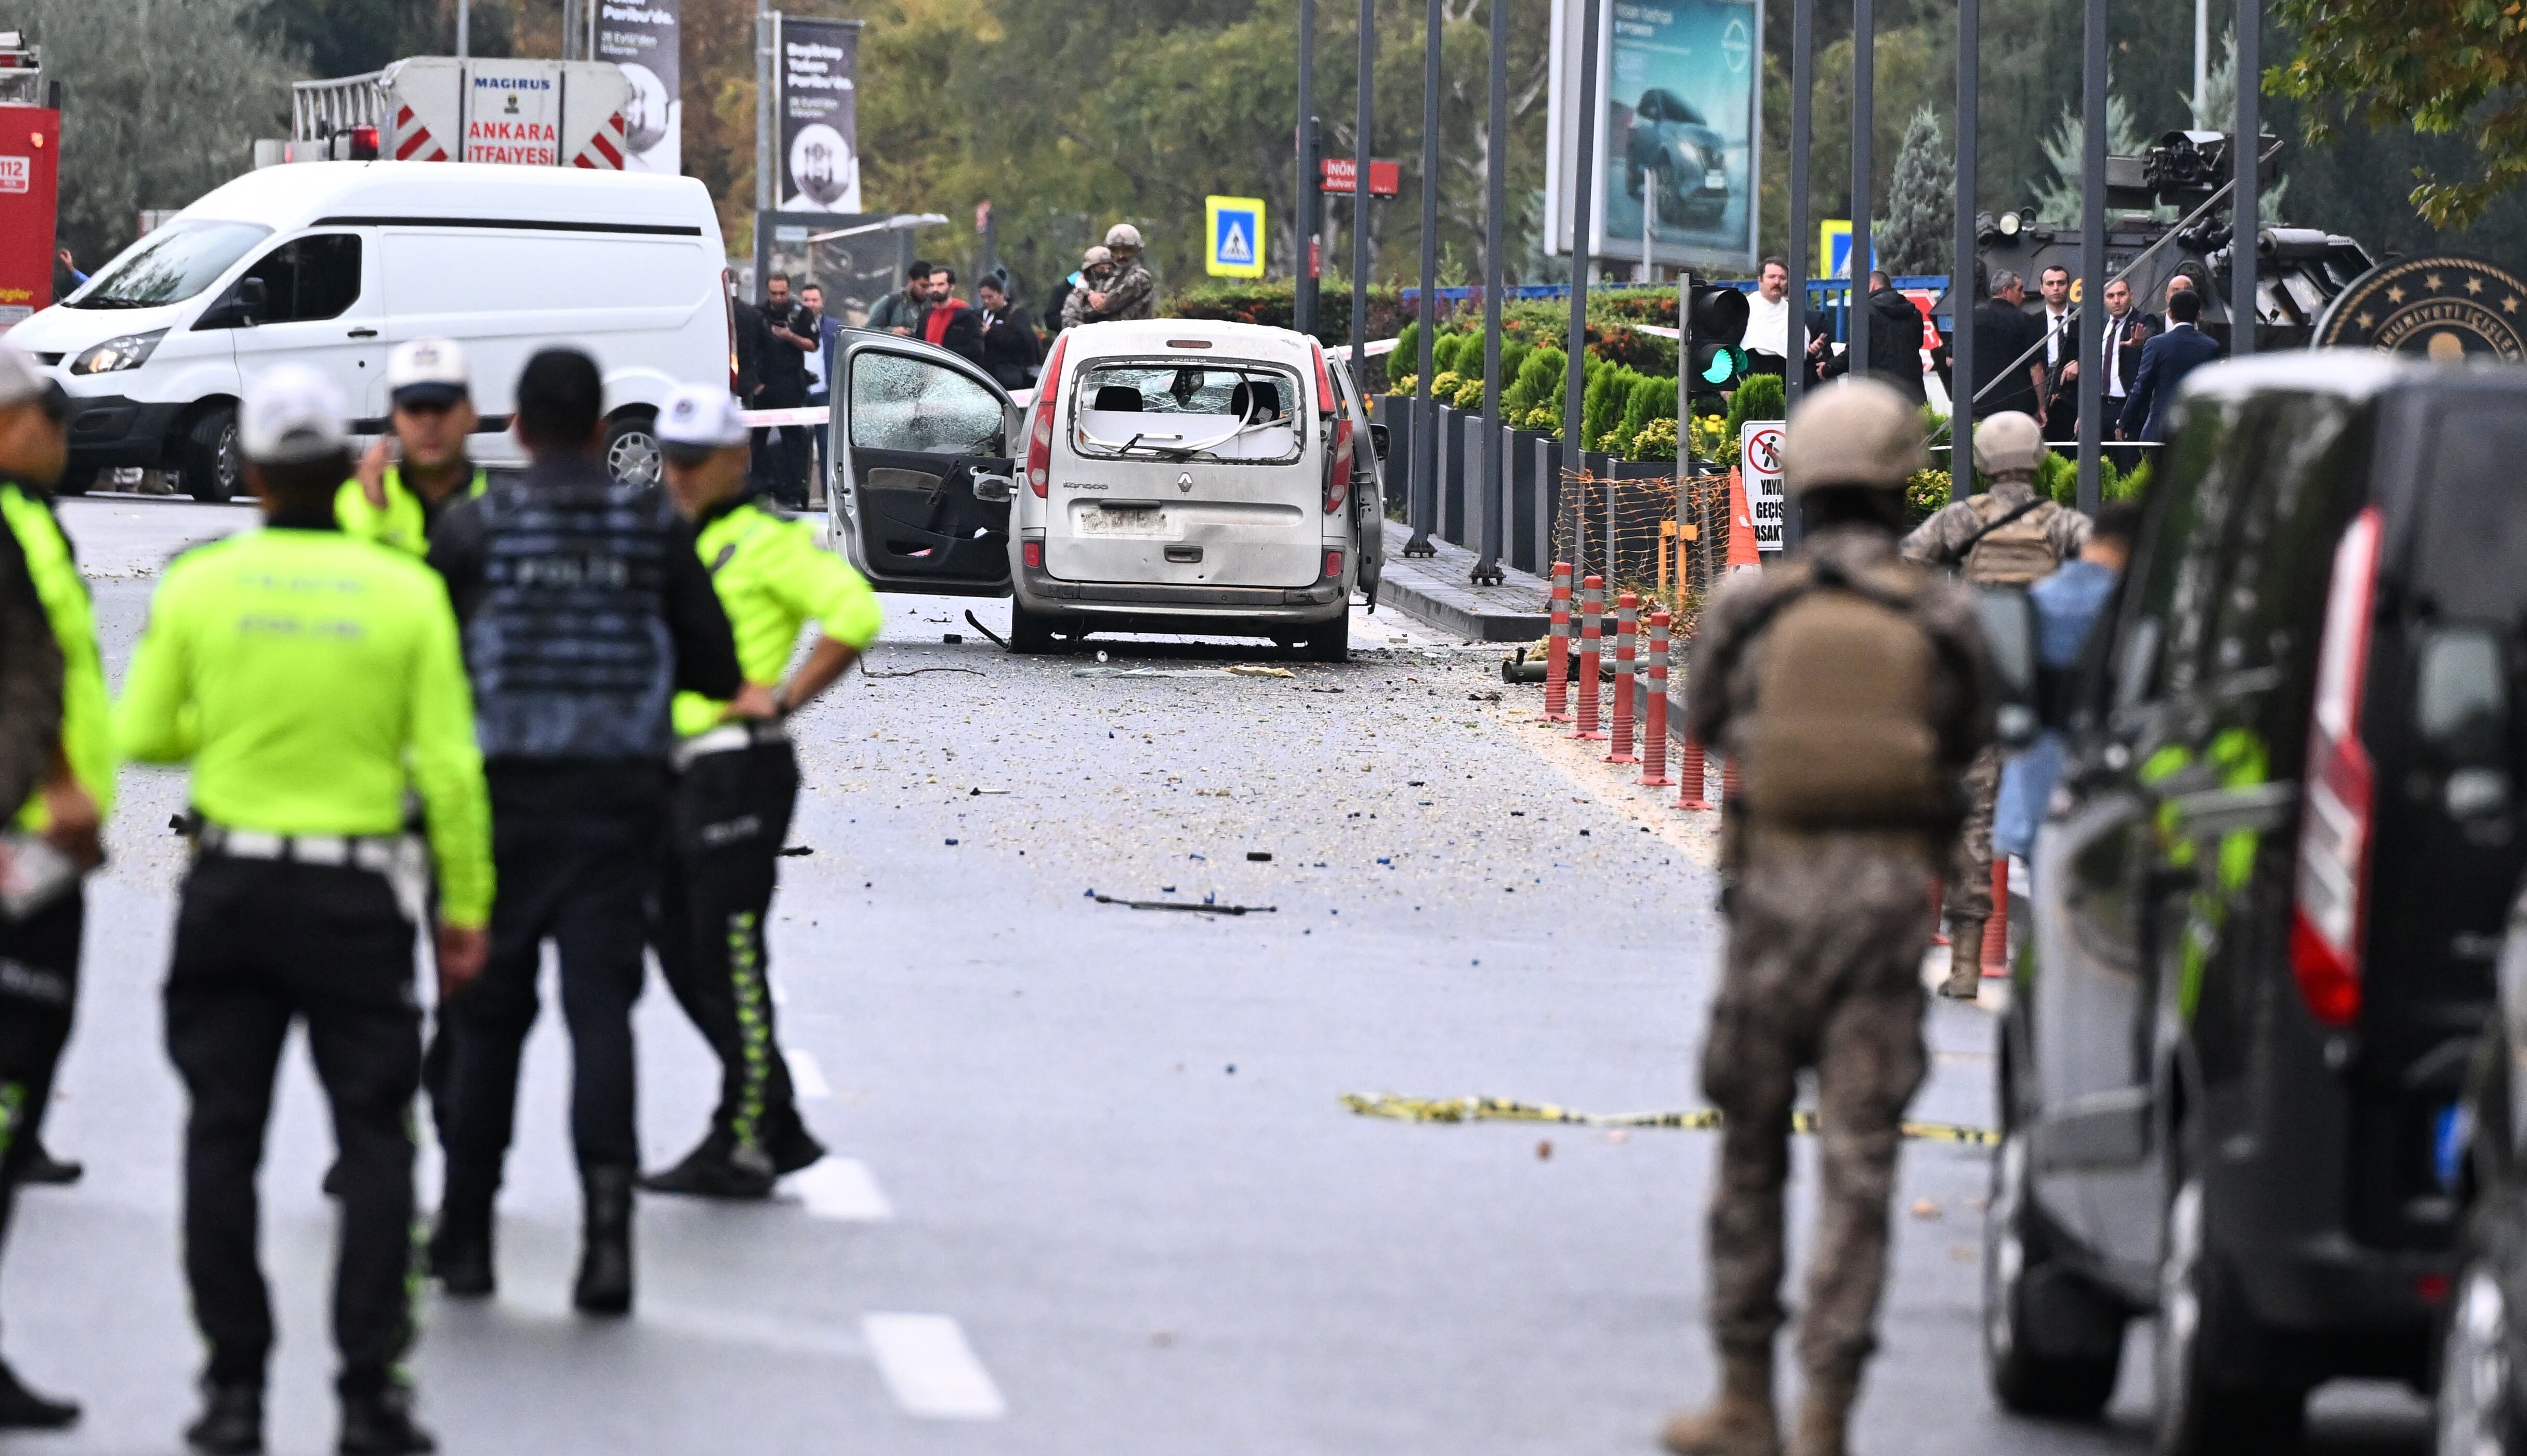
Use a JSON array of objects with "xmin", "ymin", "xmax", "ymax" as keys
[
  {"xmin": 1876, "ymin": 104, "xmax": 1950, "ymax": 274},
  {"xmin": 2032, "ymin": 85, "xmax": 2150, "ymax": 225},
  {"xmin": 23, "ymin": 0, "xmax": 300, "ymax": 268},
  {"xmin": 2188, "ymin": 27, "xmax": 2289, "ymax": 224},
  {"xmin": 2271, "ymin": 0, "xmax": 2527, "ymax": 229}
]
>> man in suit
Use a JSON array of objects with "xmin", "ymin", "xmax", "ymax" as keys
[
  {"xmin": 2085, "ymin": 277, "xmax": 2160, "ymax": 472},
  {"xmin": 2034, "ymin": 266, "xmax": 2079, "ymax": 442},
  {"xmin": 1969, "ymin": 267, "xmax": 2047, "ymax": 425},
  {"xmin": 2117, "ymin": 284, "xmax": 2221, "ymax": 464}
]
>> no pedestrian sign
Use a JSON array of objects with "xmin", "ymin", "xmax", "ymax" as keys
[
  {"xmin": 1741, "ymin": 421, "xmax": 1785, "ymax": 553},
  {"xmin": 1205, "ymin": 195, "xmax": 1266, "ymax": 279}
]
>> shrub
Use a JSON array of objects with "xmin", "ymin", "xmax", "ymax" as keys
[
  {"xmin": 1906, "ymin": 469, "xmax": 1954, "ymax": 522},
  {"xmin": 1427, "ymin": 369, "xmax": 1463, "ymax": 404},
  {"xmin": 1724, "ymin": 372, "xmax": 1786, "ymax": 440},
  {"xmin": 1582, "ymin": 365, "xmax": 1640, "ymax": 452},
  {"xmin": 1619, "ymin": 373, "xmax": 1677, "ymax": 444},
  {"xmin": 1452, "ymin": 375, "xmax": 1487, "ymax": 409},
  {"xmin": 1627, "ymin": 416, "xmax": 1680, "ymax": 462}
]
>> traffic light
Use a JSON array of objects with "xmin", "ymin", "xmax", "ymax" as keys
[{"xmin": 1686, "ymin": 283, "xmax": 1750, "ymax": 395}]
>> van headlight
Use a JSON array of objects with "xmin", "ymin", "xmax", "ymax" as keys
[{"xmin": 69, "ymin": 329, "xmax": 167, "ymax": 375}]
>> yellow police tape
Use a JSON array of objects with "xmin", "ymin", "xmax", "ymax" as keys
[{"xmin": 1339, "ymin": 1093, "xmax": 1999, "ymax": 1146}]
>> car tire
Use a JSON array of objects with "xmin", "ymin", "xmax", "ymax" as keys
[
  {"xmin": 2152, "ymin": 1166, "xmax": 2306, "ymax": 1455},
  {"xmin": 52, "ymin": 466, "xmax": 96, "ymax": 498},
  {"xmin": 181, "ymin": 407, "xmax": 241, "ymax": 503},
  {"xmin": 1008, "ymin": 601, "xmax": 1060, "ymax": 654},
  {"xmin": 603, "ymin": 411, "xmax": 662, "ymax": 490},
  {"xmin": 1303, "ymin": 615, "xmax": 1350, "ymax": 664},
  {"xmin": 1985, "ymin": 1132, "xmax": 2124, "ymax": 1418},
  {"xmin": 2439, "ymin": 1230, "xmax": 2523, "ymax": 1456}
]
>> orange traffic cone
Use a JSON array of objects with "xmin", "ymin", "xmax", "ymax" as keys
[{"xmin": 1726, "ymin": 467, "xmax": 1761, "ymax": 573}]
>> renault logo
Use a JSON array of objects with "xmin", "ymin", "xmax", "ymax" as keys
[{"xmin": 1177, "ymin": 472, "xmax": 1193, "ymax": 494}]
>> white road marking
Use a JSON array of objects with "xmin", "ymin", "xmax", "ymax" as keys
[
  {"xmin": 784, "ymin": 1046, "xmax": 831, "ymax": 1098},
  {"xmin": 790, "ymin": 1156, "xmax": 893, "ymax": 1221},
  {"xmin": 862, "ymin": 1313, "xmax": 1006, "ymax": 1420}
]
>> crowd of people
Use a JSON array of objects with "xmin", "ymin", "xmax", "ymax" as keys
[{"xmin": 0, "ymin": 332, "xmax": 883, "ymax": 1454}]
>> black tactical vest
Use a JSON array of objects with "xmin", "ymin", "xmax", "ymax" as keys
[{"xmin": 466, "ymin": 465, "xmax": 677, "ymax": 762}]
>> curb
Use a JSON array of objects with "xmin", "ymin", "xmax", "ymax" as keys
[{"xmin": 1374, "ymin": 519, "xmax": 1551, "ymax": 643}]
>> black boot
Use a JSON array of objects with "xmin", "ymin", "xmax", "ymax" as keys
[
  {"xmin": 572, "ymin": 1166, "xmax": 635, "ymax": 1316},
  {"xmin": 0, "ymin": 1357, "xmax": 78, "ymax": 1429},
  {"xmin": 767, "ymin": 1114, "xmax": 827, "ymax": 1177},
  {"xmin": 427, "ymin": 1166, "xmax": 496, "ymax": 1298},
  {"xmin": 338, "ymin": 1382, "xmax": 435, "ymax": 1455},
  {"xmin": 185, "ymin": 1381, "xmax": 263, "ymax": 1455},
  {"xmin": 20, "ymin": 1138, "xmax": 81, "ymax": 1186},
  {"xmin": 640, "ymin": 1128, "xmax": 775, "ymax": 1200}
]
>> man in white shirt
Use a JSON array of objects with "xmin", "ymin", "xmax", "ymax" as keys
[
  {"xmin": 1744, "ymin": 257, "xmax": 1793, "ymax": 370},
  {"xmin": 2090, "ymin": 276, "xmax": 2159, "ymax": 470},
  {"xmin": 2036, "ymin": 265, "xmax": 2077, "ymax": 441}
]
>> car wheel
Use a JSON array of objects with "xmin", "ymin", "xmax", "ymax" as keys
[
  {"xmin": 1007, "ymin": 601, "xmax": 1059, "ymax": 654},
  {"xmin": 2440, "ymin": 1251, "xmax": 2520, "ymax": 1456},
  {"xmin": 1985, "ymin": 1132, "xmax": 2123, "ymax": 1418},
  {"xmin": 1303, "ymin": 615, "xmax": 1350, "ymax": 664},
  {"xmin": 2152, "ymin": 1170, "xmax": 2305, "ymax": 1454},
  {"xmin": 604, "ymin": 412, "xmax": 662, "ymax": 490},
  {"xmin": 182, "ymin": 407, "xmax": 241, "ymax": 503},
  {"xmin": 52, "ymin": 466, "xmax": 96, "ymax": 498}
]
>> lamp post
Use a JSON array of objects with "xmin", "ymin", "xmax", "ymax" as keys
[
  {"xmin": 1781, "ymin": 0, "xmax": 1813, "ymax": 548},
  {"xmin": 1404, "ymin": 0, "xmax": 1442, "ymax": 558},
  {"xmin": 1561, "ymin": 0, "xmax": 1603, "ymax": 575},
  {"xmin": 2075, "ymin": 0, "xmax": 2107, "ymax": 512},
  {"xmin": 1846, "ymin": 0, "xmax": 1874, "ymax": 382},
  {"xmin": 1472, "ymin": 0, "xmax": 1509, "ymax": 584},
  {"xmin": 2234, "ymin": 0, "xmax": 2259, "ymax": 357},
  {"xmin": 1297, "ymin": 0, "xmax": 1321, "ymax": 337},
  {"xmin": 1352, "ymin": 0, "xmax": 1374, "ymax": 380},
  {"xmin": 1950, "ymin": 0, "xmax": 1977, "ymax": 500}
]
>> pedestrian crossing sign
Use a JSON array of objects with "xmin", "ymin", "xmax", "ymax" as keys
[{"xmin": 1205, "ymin": 196, "xmax": 1267, "ymax": 279}]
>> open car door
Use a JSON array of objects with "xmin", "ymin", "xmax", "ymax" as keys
[{"xmin": 826, "ymin": 335, "xmax": 1016, "ymax": 597}]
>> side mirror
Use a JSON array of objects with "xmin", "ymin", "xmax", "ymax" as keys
[
  {"xmin": 1975, "ymin": 584, "xmax": 2041, "ymax": 750},
  {"xmin": 1368, "ymin": 422, "xmax": 1391, "ymax": 461},
  {"xmin": 199, "ymin": 276, "xmax": 269, "ymax": 329},
  {"xmin": 970, "ymin": 471, "xmax": 1016, "ymax": 504},
  {"xmin": 2416, "ymin": 624, "xmax": 2513, "ymax": 823}
]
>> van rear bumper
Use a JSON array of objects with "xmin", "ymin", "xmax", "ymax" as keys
[
  {"xmin": 63, "ymin": 393, "xmax": 184, "ymax": 470},
  {"xmin": 1014, "ymin": 562, "xmax": 1348, "ymax": 626}
]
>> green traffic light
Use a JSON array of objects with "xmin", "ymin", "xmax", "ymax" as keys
[{"xmin": 1699, "ymin": 347, "xmax": 1744, "ymax": 385}]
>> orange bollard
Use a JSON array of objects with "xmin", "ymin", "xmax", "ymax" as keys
[
  {"xmin": 1676, "ymin": 732, "xmax": 1710, "ymax": 809},
  {"xmin": 1572, "ymin": 576, "xmax": 1606, "ymax": 742},
  {"xmin": 1639, "ymin": 611, "xmax": 1673, "ymax": 786},
  {"xmin": 1982, "ymin": 858, "xmax": 2010, "ymax": 976},
  {"xmin": 1542, "ymin": 561, "xmax": 1574, "ymax": 722},
  {"xmin": 1607, "ymin": 592, "xmax": 1639, "ymax": 763}
]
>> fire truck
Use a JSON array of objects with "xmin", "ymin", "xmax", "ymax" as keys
[
  {"xmin": 0, "ymin": 31, "xmax": 60, "ymax": 331},
  {"xmin": 279, "ymin": 57, "xmax": 629, "ymax": 169}
]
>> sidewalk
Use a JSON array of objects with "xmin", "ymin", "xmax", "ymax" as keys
[{"xmin": 1374, "ymin": 519, "xmax": 1551, "ymax": 643}]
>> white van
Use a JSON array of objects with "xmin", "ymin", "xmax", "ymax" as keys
[
  {"xmin": 13, "ymin": 161, "xmax": 727, "ymax": 499},
  {"xmin": 824, "ymin": 318, "xmax": 1378, "ymax": 659}
]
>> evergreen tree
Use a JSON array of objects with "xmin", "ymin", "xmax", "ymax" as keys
[
  {"xmin": 2034, "ymin": 84, "xmax": 2152, "ymax": 224},
  {"xmin": 2188, "ymin": 26, "xmax": 2291, "ymax": 224},
  {"xmin": 1876, "ymin": 105, "xmax": 1952, "ymax": 275}
]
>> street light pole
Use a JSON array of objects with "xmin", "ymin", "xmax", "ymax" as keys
[
  {"xmin": 1473, "ymin": 0, "xmax": 1509, "ymax": 584},
  {"xmin": 2075, "ymin": 0, "xmax": 2106, "ymax": 512},
  {"xmin": 1847, "ymin": 0, "xmax": 1874, "ymax": 382},
  {"xmin": 1951, "ymin": 0, "xmax": 1977, "ymax": 500},
  {"xmin": 1405, "ymin": 0, "xmax": 1442, "ymax": 558},
  {"xmin": 1352, "ymin": 0, "xmax": 1374, "ymax": 381},
  {"xmin": 2234, "ymin": 0, "xmax": 2260, "ymax": 357},
  {"xmin": 458, "ymin": 0, "xmax": 470, "ymax": 59},
  {"xmin": 754, "ymin": 3, "xmax": 773, "ymax": 217},
  {"xmin": 1298, "ymin": 0, "xmax": 1321, "ymax": 337},
  {"xmin": 1562, "ymin": 0, "xmax": 1603, "ymax": 575},
  {"xmin": 1782, "ymin": 0, "xmax": 1812, "ymax": 548}
]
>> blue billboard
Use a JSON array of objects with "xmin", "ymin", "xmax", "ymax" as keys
[{"xmin": 1548, "ymin": 0, "xmax": 1761, "ymax": 272}]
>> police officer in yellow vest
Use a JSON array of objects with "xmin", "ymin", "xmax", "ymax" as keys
[
  {"xmin": 641, "ymin": 385, "xmax": 882, "ymax": 1198},
  {"xmin": 338, "ymin": 339, "xmax": 490, "ymax": 557},
  {"xmin": 0, "ymin": 341, "xmax": 86, "ymax": 1433},
  {"xmin": 117, "ymin": 365, "xmax": 493, "ymax": 1456}
]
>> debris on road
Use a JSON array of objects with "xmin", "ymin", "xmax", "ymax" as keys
[
  {"xmin": 1246, "ymin": 851, "xmax": 1272, "ymax": 862},
  {"xmin": 1339, "ymin": 1093, "xmax": 1997, "ymax": 1145},
  {"xmin": 865, "ymin": 666, "xmax": 985, "ymax": 678},
  {"xmin": 1093, "ymin": 894, "xmax": 1278, "ymax": 916}
]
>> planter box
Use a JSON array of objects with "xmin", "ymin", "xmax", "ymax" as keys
[
  {"xmin": 1435, "ymin": 405, "xmax": 1465, "ymax": 546},
  {"xmin": 1373, "ymin": 396, "xmax": 1413, "ymax": 515},
  {"xmin": 1533, "ymin": 435, "xmax": 1565, "ymax": 572},
  {"xmin": 1507, "ymin": 428, "xmax": 1549, "ymax": 574}
]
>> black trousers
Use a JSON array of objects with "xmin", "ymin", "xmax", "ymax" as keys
[
  {"xmin": 0, "ymin": 886, "xmax": 82, "ymax": 1311},
  {"xmin": 163, "ymin": 859, "xmax": 418, "ymax": 1396},
  {"xmin": 752, "ymin": 381, "xmax": 809, "ymax": 507},
  {"xmin": 649, "ymin": 742, "xmax": 801, "ymax": 1150},
  {"xmin": 439, "ymin": 796, "xmax": 656, "ymax": 1180}
]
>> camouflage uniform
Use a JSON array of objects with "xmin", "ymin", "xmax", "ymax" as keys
[
  {"xmin": 1089, "ymin": 257, "xmax": 1157, "ymax": 322},
  {"xmin": 1059, "ymin": 266, "xmax": 1114, "ymax": 330},
  {"xmin": 1682, "ymin": 522, "xmax": 1993, "ymax": 1435},
  {"xmin": 1900, "ymin": 475, "xmax": 2086, "ymax": 938}
]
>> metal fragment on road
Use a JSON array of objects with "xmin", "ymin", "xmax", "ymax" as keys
[{"xmin": 1093, "ymin": 894, "xmax": 1277, "ymax": 916}]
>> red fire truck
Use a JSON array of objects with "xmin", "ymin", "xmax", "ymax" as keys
[{"xmin": 0, "ymin": 31, "xmax": 61, "ymax": 333}]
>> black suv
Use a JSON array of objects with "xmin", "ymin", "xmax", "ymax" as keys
[{"xmin": 1983, "ymin": 353, "xmax": 2527, "ymax": 1453}]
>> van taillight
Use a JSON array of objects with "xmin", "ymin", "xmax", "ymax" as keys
[
  {"xmin": 1309, "ymin": 339, "xmax": 1349, "ymax": 513},
  {"xmin": 1027, "ymin": 334, "xmax": 1071, "ymax": 499},
  {"xmin": 2291, "ymin": 506, "xmax": 2383, "ymax": 1028}
]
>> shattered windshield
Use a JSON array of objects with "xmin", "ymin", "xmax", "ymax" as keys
[{"xmin": 1070, "ymin": 360, "xmax": 1306, "ymax": 464}]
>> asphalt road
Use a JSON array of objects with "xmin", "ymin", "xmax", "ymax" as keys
[{"xmin": 5, "ymin": 496, "xmax": 2430, "ymax": 1454}]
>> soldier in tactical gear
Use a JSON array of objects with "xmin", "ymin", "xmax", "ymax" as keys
[
  {"xmin": 1900, "ymin": 411, "xmax": 2088, "ymax": 996},
  {"xmin": 1069, "ymin": 223, "xmax": 1155, "ymax": 324},
  {"xmin": 1666, "ymin": 379, "xmax": 1997, "ymax": 1456}
]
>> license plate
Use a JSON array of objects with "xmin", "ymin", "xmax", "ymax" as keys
[
  {"xmin": 1080, "ymin": 506, "xmax": 1165, "ymax": 536},
  {"xmin": 1704, "ymin": 168, "xmax": 1728, "ymax": 191}
]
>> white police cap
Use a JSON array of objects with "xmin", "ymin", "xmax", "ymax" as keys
[
  {"xmin": 656, "ymin": 383, "xmax": 750, "ymax": 453},
  {"xmin": 0, "ymin": 337, "xmax": 47, "ymax": 411},
  {"xmin": 239, "ymin": 364, "xmax": 349, "ymax": 465},
  {"xmin": 387, "ymin": 337, "xmax": 470, "ymax": 406}
]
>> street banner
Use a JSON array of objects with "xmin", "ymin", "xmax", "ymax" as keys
[
  {"xmin": 1206, "ymin": 196, "xmax": 1267, "ymax": 279},
  {"xmin": 596, "ymin": 0, "xmax": 680, "ymax": 174},
  {"xmin": 776, "ymin": 16, "xmax": 862, "ymax": 213},
  {"xmin": 1546, "ymin": 0, "xmax": 1761, "ymax": 272},
  {"xmin": 1740, "ymin": 419, "xmax": 1784, "ymax": 553},
  {"xmin": 1320, "ymin": 158, "xmax": 1402, "ymax": 197}
]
